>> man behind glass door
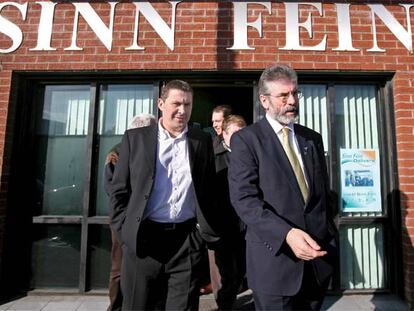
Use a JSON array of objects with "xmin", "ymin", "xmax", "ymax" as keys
[{"xmin": 110, "ymin": 80, "xmax": 220, "ymax": 310}]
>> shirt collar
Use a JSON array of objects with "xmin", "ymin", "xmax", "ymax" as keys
[
  {"xmin": 158, "ymin": 118, "xmax": 188, "ymax": 141},
  {"xmin": 222, "ymin": 141, "xmax": 231, "ymax": 152},
  {"xmin": 265, "ymin": 114, "xmax": 295, "ymax": 135}
]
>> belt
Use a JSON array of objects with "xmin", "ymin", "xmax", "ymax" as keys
[{"xmin": 143, "ymin": 218, "xmax": 197, "ymax": 231}]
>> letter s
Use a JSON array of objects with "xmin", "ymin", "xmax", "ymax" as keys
[{"xmin": 0, "ymin": 2, "xmax": 28, "ymax": 54}]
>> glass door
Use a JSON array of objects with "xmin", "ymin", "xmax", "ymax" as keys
[{"xmin": 30, "ymin": 82, "xmax": 158, "ymax": 291}]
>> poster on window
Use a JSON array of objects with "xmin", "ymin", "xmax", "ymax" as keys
[{"xmin": 340, "ymin": 149, "xmax": 381, "ymax": 213}]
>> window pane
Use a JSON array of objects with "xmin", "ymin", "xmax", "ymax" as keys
[
  {"xmin": 298, "ymin": 85, "xmax": 329, "ymax": 153},
  {"xmin": 89, "ymin": 225, "xmax": 111, "ymax": 289},
  {"xmin": 335, "ymin": 85, "xmax": 378, "ymax": 150},
  {"xmin": 34, "ymin": 86, "xmax": 90, "ymax": 215},
  {"xmin": 31, "ymin": 225, "xmax": 81, "ymax": 288},
  {"xmin": 340, "ymin": 224, "xmax": 386, "ymax": 289},
  {"xmin": 99, "ymin": 84, "xmax": 155, "ymax": 135},
  {"xmin": 95, "ymin": 84, "xmax": 155, "ymax": 216},
  {"xmin": 335, "ymin": 85, "xmax": 382, "ymax": 217}
]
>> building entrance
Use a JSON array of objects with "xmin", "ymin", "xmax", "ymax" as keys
[
  {"xmin": 191, "ymin": 85, "xmax": 254, "ymax": 131},
  {"xmin": 1, "ymin": 73, "xmax": 400, "ymax": 299}
]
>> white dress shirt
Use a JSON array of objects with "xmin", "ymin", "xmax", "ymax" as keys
[
  {"xmin": 265, "ymin": 114, "xmax": 309, "ymax": 187},
  {"xmin": 144, "ymin": 120, "xmax": 197, "ymax": 223}
]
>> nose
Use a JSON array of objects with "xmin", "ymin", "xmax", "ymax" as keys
[
  {"xmin": 177, "ymin": 104, "xmax": 185, "ymax": 114},
  {"xmin": 286, "ymin": 92, "xmax": 297, "ymax": 105}
]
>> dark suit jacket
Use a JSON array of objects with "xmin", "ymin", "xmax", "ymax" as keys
[
  {"xmin": 214, "ymin": 143, "xmax": 245, "ymax": 237},
  {"xmin": 228, "ymin": 118, "xmax": 337, "ymax": 296},
  {"xmin": 109, "ymin": 124, "xmax": 220, "ymax": 255}
]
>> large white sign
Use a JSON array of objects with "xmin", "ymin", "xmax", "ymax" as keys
[
  {"xmin": 340, "ymin": 149, "xmax": 382, "ymax": 213},
  {"xmin": 0, "ymin": 1, "xmax": 413, "ymax": 54}
]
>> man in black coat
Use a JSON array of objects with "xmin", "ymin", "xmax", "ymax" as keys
[
  {"xmin": 208, "ymin": 115, "xmax": 247, "ymax": 310},
  {"xmin": 110, "ymin": 80, "xmax": 220, "ymax": 310},
  {"xmin": 228, "ymin": 65, "xmax": 337, "ymax": 310},
  {"xmin": 211, "ymin": 105, "xmax": 232, "ymax": 148}
]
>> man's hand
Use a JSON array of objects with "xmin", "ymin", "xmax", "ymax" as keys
[
  {"xmin": 286, "ymin": 228, "xmax": 327, "ymax": 261},
  {"xmin": 105, "ymin": 151, "xmax": 119, "ymax": 165}
]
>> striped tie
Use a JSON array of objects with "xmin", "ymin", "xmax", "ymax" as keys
[{"xmin": 282, "ymin": 127, "xmax": 309, "ymax": 202}]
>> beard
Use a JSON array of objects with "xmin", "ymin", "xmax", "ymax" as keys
[{"xmin": 272, "ymin": 105, "xmax": 299, "ymax": 125}]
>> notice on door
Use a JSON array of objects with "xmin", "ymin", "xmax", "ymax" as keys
[{"xmin": 340, "ymin": 149, "xmax": 382, "ymax": 213}]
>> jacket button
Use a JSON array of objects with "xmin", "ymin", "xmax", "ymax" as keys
[
  {"xmin": 136, "ymin": 217, "xmax": 141, "ymax": 222},
  {"xmin": 144, "ymin": 195, "xmax": 149, "ymax": 200}
]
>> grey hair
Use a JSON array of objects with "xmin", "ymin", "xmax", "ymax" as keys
[
  {"xmin": 258, "ymin": 64, "xmax": 298, "ymax": 96},
  {"xmin": 128, "ymin": 113, "xmax": 156, "ymax": 129}
]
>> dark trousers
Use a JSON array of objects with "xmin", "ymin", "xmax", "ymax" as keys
[
  {"xmin": 108, "ymin": 229, "xmax": 123, "ymax": 311},
  {"xmin": 208, "ymin": 234, "xmax": 246, "ymax": 310},
  {"xmin": 121, "ymin": 219, "xmax": 205, "ymax": 311},
  {"xmin": 253, "ymin": 263, "xmax": 327, "ymax": 311}
]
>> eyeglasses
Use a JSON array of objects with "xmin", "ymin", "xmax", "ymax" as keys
[{"xmin": 264, "ymin": 90, "xmax": 303, "ymax": 102}]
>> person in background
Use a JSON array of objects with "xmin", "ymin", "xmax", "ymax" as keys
[
  {"xmin": 110, "ymin": 80, "xmax": 220, "ymax": 310},
  {"xmin": 211, "ymin": 105, "xmax": 232, "ymax": 148},
  {"xmin": 208, "ymin": 115, "xmax": 247, "ymax": 310},
  {"xmin": 228, "ymin": 65, "xmax": 337, "ymax": 310},
  {"xmin": 104, "ymin": 113, "xmax": 156, "ymax": 311},
  {"xmin": 198, "ymin": 104, "xmax": 233, "ymax": 296}
]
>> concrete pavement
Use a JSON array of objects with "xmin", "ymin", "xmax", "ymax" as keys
[{"xmin": 0, "ymin": 290, "xmax": 409, "ymax": 310}]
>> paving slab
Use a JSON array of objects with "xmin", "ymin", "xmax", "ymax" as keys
[{"xmin": 0, "ymin": 292, "xmax": 409, "ymax": 311}]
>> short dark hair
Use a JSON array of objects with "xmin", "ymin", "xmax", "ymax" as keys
[
  {"xmin": 222, "ymin": 114, "xmax": 246, "ymax": 132},
  {"xmin": 160, "ymin": 80, "xmax": 193, "ymax": 101},
  {"xmin": 258, "ymin": 64, "xmax": 298, "ymax": 96},
  {"xmin": 212, "ymin": 105, "xmax": 232, "ymax": 118}
]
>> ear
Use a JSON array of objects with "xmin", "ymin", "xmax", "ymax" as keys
[
  {"xmin": 259, "ymin": 94, "xmax": 269, "ymax": 110},
  {"xmin": 157, "ymin": 98, "xmax": 164, "ymax": 111}
]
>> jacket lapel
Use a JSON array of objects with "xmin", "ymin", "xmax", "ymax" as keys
[
  {"xmin": 260, "ymin": 119, "xmax": 304, "ymax": 201},
  {"xmin": 186, "ymin": 128, "xmax": 199, "ymax": 173},
  {"xmin": 143, "ymin": 124, "xmax": 158, "ymax": 175}
]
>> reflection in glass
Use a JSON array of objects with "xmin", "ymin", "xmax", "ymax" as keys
[
  {"xmin": 89, "ymin": 225, "xmax": 111, "ymax": 289},
  {"xmin": 31, "ymin": 225, "xmax": 81, "ymax": 288},
  {"xmin": 298, "ymin": 84, "xmax": 328, "ymax": 152},
  {"xmin": 34, "ymin": 86, "xmax": 90, "ymax": 215},
  {"xmin": 340, "ymin": 224, "xmax": 386, "ymax": 289},
  {"xmin": 95, "ymin": 85, "xmax": 155, "ymax": 216}
]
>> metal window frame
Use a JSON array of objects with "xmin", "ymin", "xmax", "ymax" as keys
[
  {"xmin": 5, "ymin": 70, "xmax": 402, "ymax": 296},
  {"xmin": 23, "ymin": 77, "xmax": 161, "ymax": 293}
]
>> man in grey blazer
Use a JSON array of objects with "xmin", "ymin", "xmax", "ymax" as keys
[
  {"xmin": 228, "ymin": 65, "xmax": 337, "ymax": 310},
  {"xmin": 110, "ymin": 80, "xmax": 219, "ymax": 310}
]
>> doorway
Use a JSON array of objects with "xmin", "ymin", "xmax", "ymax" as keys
[{"xmin": 191, "ymin": 85, "xmax": 254, "ymax": 133}]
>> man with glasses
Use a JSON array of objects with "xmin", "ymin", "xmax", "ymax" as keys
[{"xmin": 228, "ymin": 65, "xmax": 337, "ymax": 310}]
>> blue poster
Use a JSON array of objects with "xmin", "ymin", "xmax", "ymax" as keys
[{"xmin": 340, "ymin": 149, "xmax": 382, "ymax": 213}]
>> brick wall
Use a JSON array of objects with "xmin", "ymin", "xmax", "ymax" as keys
[{"xmin": 0, "ymin": 0, "xmax": 413, "ymax": 304}]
